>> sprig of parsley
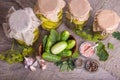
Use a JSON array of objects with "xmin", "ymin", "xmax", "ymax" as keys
[
  {"xmin": 55, "ymin": 58, "xmax": 75, "ymax": 71},
  {"xmin": 107, "ymin": 43, "xmax": 114, "ymax": 49},
  {"xmin": 96, "ymin": 42, "xmax": 109, "ymax": 61},
  {"xmin": 112, "ymin": 32, "xmax": 120, "ymax": 40}
]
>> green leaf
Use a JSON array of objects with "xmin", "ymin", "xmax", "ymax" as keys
[
  {"xmin": 96, "ymin": 42, "xmax": 109, "ymax": 61},
  {"xmin": 112, "ymin": 32, "xmax": 120, "ymax": 40},
  {"xmin": 0, "ymin": 54, "xmax": 5, "ymax": 60},
  {"xmin": 97, "ymin": 49, "xmax": 109, "ymax": 61},
  {"xmin": 55, "ymin": 61, "xmax": 63, "ymax": 67},
  {"xmin": 22, "ymin": 47, "xmax": 34, "ymax": 57},
  {"xmin": 108, "ymin": 43, "xmax": 114, "ymax": 49},
  {"xmin": 60, "ymin": 61, "xmax": 68, "ymax": 71},
  {"xmin": 55, "ymin": 58, "xmax": 75, "ymax": 71},
  {"xmin": 0, "ymin": 40, "xmax": 34, "ymax": 64},
  {"xmin": 72, "ymin": 50, "xmax": 79, "ymax": 59},
  {"xmin": 67, "ymin": 58, "xmax": 75, "ymax": 71},
  {"xmin": 74, "ymin": 29, "xmax": 99, "ymax": 42}
]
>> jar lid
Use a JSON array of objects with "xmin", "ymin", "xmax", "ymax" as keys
[
  {"xmin": 9, "ymin": 10, "xmax": 31, "ymax": 32},
  {"xmin": 95, "ymin": 10, "xmax": 120, "ymax": 33},
  {"xmin": 38, "ymin": 0, "xmax": 58, "ymax": 14},
  {"xmin": 8, "ymin": 8, "xmax": 40, "ymax": 45},
  {"xmin": 80, "ymin": 42, "xmax": 95, "ymax": 58},
  {"xmin": 68, "ymin": 0, "xmax": 91, "ymax": 18},
  {"xmin": 85, "ymin": 59, "xmax": 99, "ymax": 72}
]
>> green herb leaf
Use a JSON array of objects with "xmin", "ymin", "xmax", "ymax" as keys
[
  {"xmin": 0, "ymin": 40, "xmax": 34, "ymax": 64},
  {"xmin": 108, "ymin": 43, "xmax": 114, "ymax": 49},
  {"xmin": 0, "ymin": 54, "xmax": 5, "ymax": 60},
  {"xmin": 112, "ymin": 32, "xmax": 120, "ymax": 40},
  {"xmin": 60, "ymin": 61, "xmax": 68, "ymax": 71},
  {"xmin": 74, "ymin": 30, "xmax": 99, "ymax": 42},
  {"xmin": 96, "ymin": 42, "xmax": 109, "ymax": 61},
  {"xmin": 72, "ymin": 50, "xmax": 79, "ymax": 59},
  {"xmin": 55, "ymin": 58, "xmax": 75, "ymax": 71},
  {"xmin": 22, "ymin": 47, "xmax": 34, "ymax": 57}
]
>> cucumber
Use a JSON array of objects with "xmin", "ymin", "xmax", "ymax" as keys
[
  {"xmin": 66, "ymin": 40, "xmax": 76, "ymax": 49},
  {"xmin": 59, "ymin": 49, "xmax": 72, "ymax": 57},
  {"xmin": 58, "ymin": 10, "xmax": 63, "ymax": 19},
  {"xmin": 42, "ymin": 52, "xmax": 61, "ymax": 62},
  {"xmin": 33, "ymin": 28, "xmax": 39, "ymax": 43},
  {"xmin": 61, "ymin": 30, "xmax": 70, "ymax": 41},
  {"xmin": 51, "ymin": 41, "xmax": 67, "ymax": 54},
  {"xmin": 43, "ymin": 21, "xmax": 58, "ymax": 27},
  {"xmin": 37, "ymin": 10, "xmax": 62, "ymax": 30},
  {"xmin": 73, "ymin": 19, "xmax": 85, "ymax": 25}
]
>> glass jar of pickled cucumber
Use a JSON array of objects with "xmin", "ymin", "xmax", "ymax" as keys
[
  {"xmin": 93, "ymin": 10, "xmax": 120, "ymax": 40},
  {"xmin": 37, "ymin": 10, "xmax": 63, "ymax": 30},
  {"xmin": 17, "ymin": 28, "xmax": 40, "ymax": 45},
  {"xmin": 34, "ymin": 0, "xmax": 66, "ymax": 30},
  {"xmin": 65, "ymin": 0, "xmax": 92, "ymax": 30},
  {"xmin": 65, "ymin": 12, "xmax": 88, "ymax": 30},
  {"xmin": 4, "ymin": 7, "xmax": 40, "ymax": 46}
]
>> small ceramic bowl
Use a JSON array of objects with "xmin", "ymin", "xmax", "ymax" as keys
[
  {"xmin": 85, "ymin": 59, "xmax": 99, "ymax": 72},
  {"xmin": 79, "ymin": 42, "xmax": 95, "ymax": 58},
  {"xmin": 74, "ymin": 58, "xmax": 84, "ymax": 68}
]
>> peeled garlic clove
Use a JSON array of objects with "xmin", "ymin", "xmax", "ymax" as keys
[
  {"xmin": 40, "ymin": 59, "xmax": 47, "ymax": 70},
  {"xmin": 24, "ymin": 57, "xmax": 34, "ymax": 66},
  {"xmin": 31, "ymin": 61, "xmax": 38, "ymax": 67},
  {"xmin": 36, "ymin": 56, "xmax": 47, "ymax": 70},
  {"xmin": 30, "ymin": 66, "xmax": 36, "ymax": 71}
]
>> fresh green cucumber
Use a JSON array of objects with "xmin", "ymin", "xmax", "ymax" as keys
[
  {"xmin": 66, "ymin": 40, "xmax": 76, "ymax": 49},
  {"xmin": 59, "ymin": 49, "xmax": 72, "ymax": 57},
  {"xmin": 73, "ymin": 19, "xmax": 85, "ymax": 25},
  {"xmin": 61, "ymin": 30, "xmax": 70, "ymax": 41},
  {"xmin": 33, "ymin": 28, "xmax": 39, "ymax": 43},
  {"xmin": 42, "ymin": 52, "xmax": 61, "ymax": 62},
  {"xmin": 51, "ymin": 41, "xmax": 67, "ymax": 54}
]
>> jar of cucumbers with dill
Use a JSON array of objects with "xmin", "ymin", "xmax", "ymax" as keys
[
  {"xmin": 37, "ymin": 10, "xmax": 63, "ymax": 30},
  {"xmin": 65, "ymin": 0, "xmax": 92, "ymax": 30},
  {"xmin": 34, "ymin": 0, "xmax": 66, "ymax": 30}
]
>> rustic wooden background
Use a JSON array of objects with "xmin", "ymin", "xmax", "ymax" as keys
[{"xmin": 0, "ymin": 0, "xmax": 120, "ymax": 80}]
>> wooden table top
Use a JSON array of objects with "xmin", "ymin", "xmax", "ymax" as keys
[{"xmin": 0, "ymin": 0, "xmax": 120, "ymax": 80}]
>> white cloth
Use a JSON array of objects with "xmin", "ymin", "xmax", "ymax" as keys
[{"xmin": 3, "ymin": 7, "xmax": 40, "ymax": 45}]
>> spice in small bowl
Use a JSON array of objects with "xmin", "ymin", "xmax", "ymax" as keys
[
  {"xmin": 85, "ymin": 59, "xmax": 99, "ymax": 72},
  {"xmin": 80, "ymin": 42, "xmax": 96, "ymax": 57},
  {"xmin": 74, "ymin": 58, "xmax": 83, "ymax": 68}
]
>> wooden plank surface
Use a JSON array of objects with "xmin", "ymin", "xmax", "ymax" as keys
[{"xmin": 0, "ymin": 0, "xmax": 120, "ymax": 80}]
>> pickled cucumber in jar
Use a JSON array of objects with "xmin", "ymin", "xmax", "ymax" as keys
[
  {"xmin": 3, "ymin": 7, "xmax": 40, "ymax": 46},
  {"xmin": 65, "ymin": 0, "xmax": 92, "ymax": 30},
  {"xmin": 34, "ymin": 0, "xmax": 66, "ymax": 30}
]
